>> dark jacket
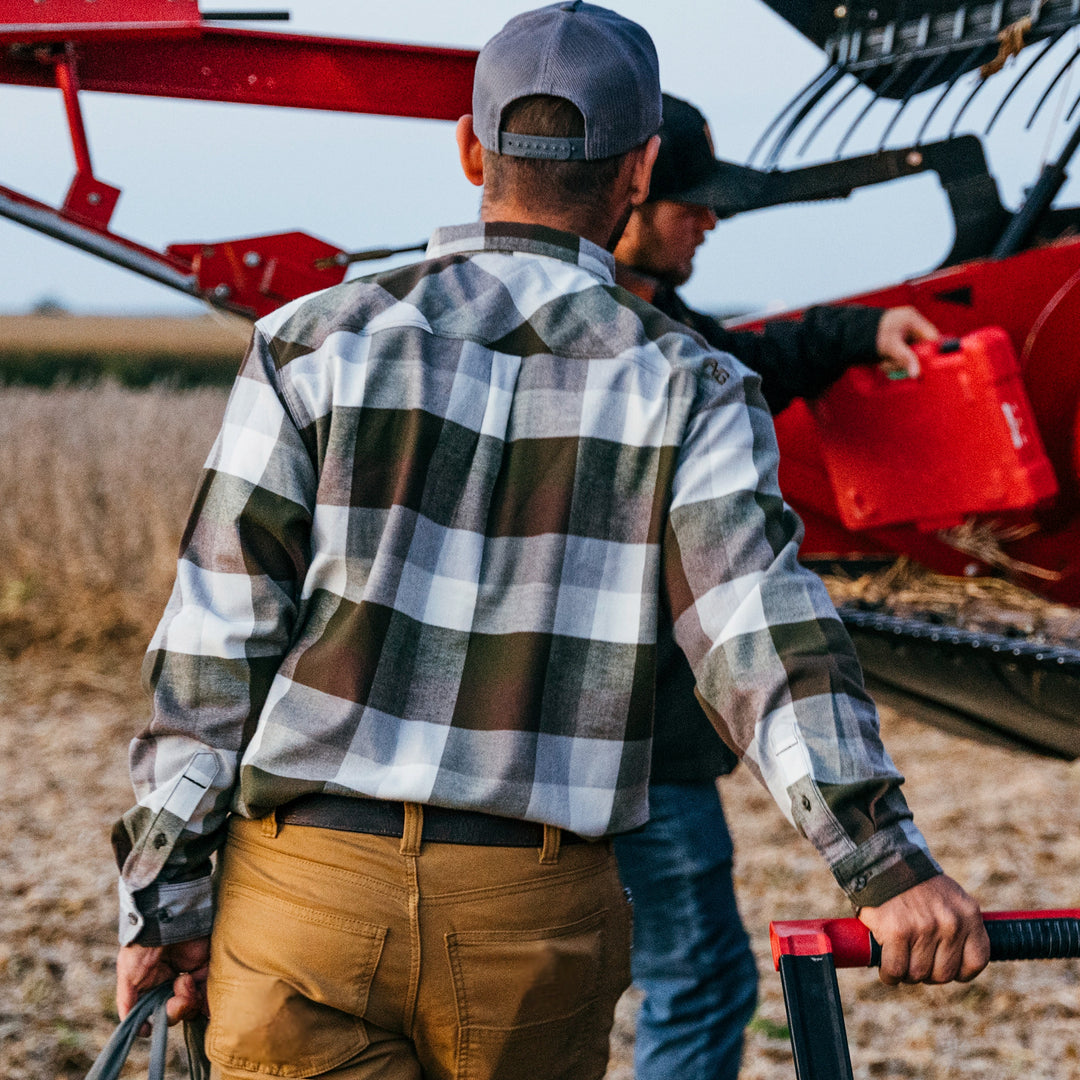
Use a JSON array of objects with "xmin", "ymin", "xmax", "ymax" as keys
[{"xmin": 650, "ymin": 289, "xmax": 882, "ymax": 782}]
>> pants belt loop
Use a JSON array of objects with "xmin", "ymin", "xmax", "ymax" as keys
[
  {"xmin": 261, "ymin": 808, "xmax": 279, "ymax": 839},
  {"xmin": 539, "ymin": 823, "xmax": 562, "ymax": 864},
  {"xmin": 400, "ymin": 802, "xmax": 423, "ymax": 856}
]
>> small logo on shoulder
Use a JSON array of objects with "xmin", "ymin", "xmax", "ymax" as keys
[{"xmin": 702, "ymin": 356, "xmax": 728, "ymax": 386}]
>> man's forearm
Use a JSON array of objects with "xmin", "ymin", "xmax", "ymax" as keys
[
  {"xmin": 115, "ymin": 324, "xmax": 314, "ymax": 944},
  {"xmin": 664, "ymin": 354, "xmax": 939, "ymax": 904}
]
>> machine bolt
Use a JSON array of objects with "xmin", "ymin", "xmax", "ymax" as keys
[
  {"xmin": 963, "ymin": 563, "xmax": 980, "ymax": 577},
  {"xmin": 834, "ymin": 4, "xmax": 847, "ymax": 16},
  {"xmin": 213, "ymin": 284, "xmax": 232, "ymax": 299},
  {"xmin": 87, "ymin": 191, "xmax": 101, "ymax": 205},
  {"xmin": 243, "ymin": 251, "xmax": 262, "ymax": 268},
  {"xmin": 905, "ymin": 150, "xmax": 923, "ymax": 168}
]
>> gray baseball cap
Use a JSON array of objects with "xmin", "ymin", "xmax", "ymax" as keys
[{"xmin": 472, "ymin": 1, "xmax": 662, "ymax": 162}]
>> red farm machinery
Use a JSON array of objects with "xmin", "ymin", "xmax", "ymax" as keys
[{"xmin": 1, "ymin": 0, "xmax": 1078, "ymax": 755}]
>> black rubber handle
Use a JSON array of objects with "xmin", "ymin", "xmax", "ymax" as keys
[{"xmin": 868, "ymin": 916, "xmax": 1080, "ymax": 966}]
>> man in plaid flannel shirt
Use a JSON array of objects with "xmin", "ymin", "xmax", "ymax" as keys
[{"xmin": 112, "ymin": 4, "xmax": 988, "ymax": 1075}]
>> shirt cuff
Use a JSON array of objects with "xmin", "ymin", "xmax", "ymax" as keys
[
  {"xmin": 832, "ymin": 821, "xmax": 943, "ymax": 909},
  {"xmin": 118, "ymin": 875, "xmax": 214, "ymax": 946}
]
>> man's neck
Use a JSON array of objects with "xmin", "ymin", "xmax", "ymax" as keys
[
  {"xmin": 614, "ymin": 261, "xmax": 664, "ymax": 304},
  {"xmin": 480, "ymin": 204, "xmax": 618, "ymax": 251}
]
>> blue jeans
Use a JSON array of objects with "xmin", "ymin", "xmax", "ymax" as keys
[{"xmin": 613, "ymin": 781, "xmax": 758, "ymax": 1080}]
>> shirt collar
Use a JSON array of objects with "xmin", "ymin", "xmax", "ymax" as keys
[{"xmin": 427, "ymin": 221, "xmax": 616, "ymax": 285}]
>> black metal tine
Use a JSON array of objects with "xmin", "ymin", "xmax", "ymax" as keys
[
  {"xmin": 796, "ymin": 75, "xmax": 863, "ymax": 157},
  {"xmin": 836, "ymin": 59, "xmax": 913, "ymax": 157},
  {"xmin": 749, "ymin": 63, "xmax": 838, "ymax": 166},
  {"xmin": 949, "ymin": 48, "xmax": 1011, "ymax": 137},
  {"xmin": 765, "ymin": 67, "xmax": 846, "ymax": 166},
  {"xmin": 987, "ymin": 32, "xmax": 1065, "ymax": 134},
  {"xmin": 1065, "ymin": 81, "xmax": 1080, "ymax": 122},
  {"xmin": 877, "ymin": 51, "xmax": 954, "ymax": 149},
  {"xmin": 916, "ymin": 43, "xmax": 998, "ymax": 143},
  {"xmin": 1026, "ymin": 43, "xmax": 1080, "ymax": 128}
]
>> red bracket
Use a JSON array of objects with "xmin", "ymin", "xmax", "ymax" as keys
[
  {"xmin": 770, "ymin": 917, "xmax": 875, "ymax": 970},
  {"xmin": 48, "ymin": 42, "xmax": 123, "ymax": 229},
  {"xmin": 167, "ymin": 232, "xmax": 349, "ymax": 318},
  {"xmin": 61, "ymin": 170, "xmax": 121, "ymax": 230}
]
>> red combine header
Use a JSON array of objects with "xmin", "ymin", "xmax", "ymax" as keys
[{"xmin": 1, "ymin": 0, "xmax": 1078, "ymax": 755}]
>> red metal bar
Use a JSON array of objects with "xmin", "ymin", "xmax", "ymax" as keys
[
  {"xmin": 0, "ymin": 175, "xmax": 356, "ymax": 318},
  {"xmin": 771, "ymin": 909, "xmax": 1080, "ymax": 970},
  {"xmin": 0, "ymin": 25, "xmax": 476, "ymax": 121},
  {"xmin": 53, "ymin": 45, "xmax": 91, "ymax": 174},
  {"xmin": 0, "ymin": 179, "xmax": 228, "ymax": 306},
  {"xmin": 0, "ymin": 0, "xmax": 202, "ymax": 41},
  {"xmin": 772, "ymin": 910, "xmax": 1080, "ymax": 1080},
  {"xmin": 770, "ymin": 916, "xmax": 875, "ymax": 969},
  {"xmin": 46, "ymin": 43, "xmax": 123, "ymax": 229}
]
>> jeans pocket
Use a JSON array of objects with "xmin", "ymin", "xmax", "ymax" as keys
[
  {"xmin": 207, "ymin": 881, "xmax": 387, "ymax": 1077},
  {"xmin": 446, "ymin": 909, "xmax": 612, "ymax": 1080}
]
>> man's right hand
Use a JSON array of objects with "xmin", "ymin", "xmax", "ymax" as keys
[
  {"xmin": 874, "ymin": 305, "xmax": 939, "ymax": 378},
  {"xmin": 117, "ymin": 937, "xmax": 211, "ymax": 1028},
  {"xmin": 857, "ymin": 874, "xmax": 989, "ymax": 985}
]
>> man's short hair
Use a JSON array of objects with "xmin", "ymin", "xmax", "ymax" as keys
[{"xmin": 481, "ymin": 95, "xmax": 628, "ymax": 216}]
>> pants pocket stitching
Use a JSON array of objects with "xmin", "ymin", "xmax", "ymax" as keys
[
  {"xmin": 223, "ymin": 879, "xmax": 388, "ymax": 943},
  {"xmin": 446, "ymin": 909, "xmax": 609, "ymax": 1080},
  {"xmin": 207, "ymin": 977, "xmax": 370, "ymax": 1078}
]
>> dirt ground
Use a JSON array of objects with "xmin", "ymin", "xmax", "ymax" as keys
[{"xmin": 3, "ymin": 651, "xmax": 1080, "ymax": 1079}]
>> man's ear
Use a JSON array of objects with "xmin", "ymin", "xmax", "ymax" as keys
[
  {"xmin": 628, "ymin": 134, "xmax": 661, "ymax": 207},
  {"xmin": 456, "ymin": 115, "xmax": 485, "ymax": 187}
]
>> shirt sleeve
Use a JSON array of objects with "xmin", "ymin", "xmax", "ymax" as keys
[
  {"xmin": 663, "ymin": 350, "xmax": 940, "ymax": 909},
  {"xmin": 112, "ymin": 326, "xmax": 316, "ymax": 945},
  {"xmin": 677, "ymin": 299, "xmax": 883, "ymax": 414}
]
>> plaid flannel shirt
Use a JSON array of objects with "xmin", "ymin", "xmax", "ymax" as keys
[{"xmin": 114, "ymin": 222, "xmax": 939, "ymax": 946}]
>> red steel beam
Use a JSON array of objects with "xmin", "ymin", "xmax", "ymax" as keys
[
  {"xmin": 0, "ymin": 0, "xmax": 203, "ymax": 41},
  {"xmin": 0, "ymin": 25, "xmax": 477, "ymax": 121}
]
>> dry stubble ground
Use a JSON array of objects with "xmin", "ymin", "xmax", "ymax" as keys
[
  {"xmin": 4, "ymin": 658, "xmax": 1080, "ymax": 1079},
  {"xmin": 1, "ymin": 383, "xmax": 1079, "ymax": 1078}
]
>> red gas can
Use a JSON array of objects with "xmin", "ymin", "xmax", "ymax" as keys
[{"xmin": 807, "ymin": 326, "xmax": 1058, "ymax": 530}]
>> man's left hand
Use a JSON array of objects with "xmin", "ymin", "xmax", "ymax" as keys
[{"xmin": 875, "ymin": 306, "xmax": 939, "ymax": 378}]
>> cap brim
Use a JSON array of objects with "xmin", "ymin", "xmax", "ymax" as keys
[{"xmin": 661, "ymin": 159, "xmax": 766, "ymax": 219}]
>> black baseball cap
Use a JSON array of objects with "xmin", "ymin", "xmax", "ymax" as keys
[
  {"xmin": 472, "ymin": 2, "xmax": 662, "ymax": 162},
  {"xmin": 648, "ymin": 93, "xmax": 760, "ymax": 216}
]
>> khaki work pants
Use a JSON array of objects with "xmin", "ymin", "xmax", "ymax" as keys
[{"xmin": 205, "ymin": 809, "xmax": 631, "ymax": 1080}]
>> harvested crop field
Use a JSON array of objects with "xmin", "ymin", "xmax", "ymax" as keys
[
  {"xmin": 0, "ymin": 314, "xmax": 250, "ymax": 356},
  {"xmin": 2, "ymin": 381, "xmax": 1079, "ymax": 1078},
  {"xmin": 0, "ymin": 314, "xmax": 250, "ymax": 387}
]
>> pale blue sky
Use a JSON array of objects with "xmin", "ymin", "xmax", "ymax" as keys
[{"xmin": 1, "ymin": 1, "xmax": 1078, "ymax": 316}]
